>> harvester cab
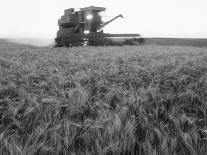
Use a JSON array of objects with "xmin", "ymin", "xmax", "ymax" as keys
[{"xmin": 55, "ymin": 6, "xmax": 144, "ymax": 47}]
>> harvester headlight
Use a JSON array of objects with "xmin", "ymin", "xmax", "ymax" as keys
[
  {"xmin": 86, "ymin": 14, "xmax": 93, "ymax": 20},
  {"xmin": 84, "ymin": 30, "xmax": 90, "ymax": 34}
]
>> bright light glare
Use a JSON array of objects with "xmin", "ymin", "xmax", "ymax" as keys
[
  {"xmin": 86, "ymin": 15, "xmax": 93, "ymax": 20},
  {"xmin": 84, "ymin": 30, "xmax": 90, "ymax": 34}
]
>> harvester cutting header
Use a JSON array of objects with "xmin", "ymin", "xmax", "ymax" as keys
[{"xmin": 55, "ymin": 6, "xmax": 144, "ymax": 47}]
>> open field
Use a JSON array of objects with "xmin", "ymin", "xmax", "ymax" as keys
[
  {"xmin": 0, "ymin": 39, "xmax": 207, "ymax": 155},
  {"xmin": 145, "ymin": 38, "xmax": 207, "ymax": 47}
]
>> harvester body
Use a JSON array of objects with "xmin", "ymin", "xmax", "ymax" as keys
[{"xmin": 55, "ymin": 6, "xmax": 144, "ymax": 47}]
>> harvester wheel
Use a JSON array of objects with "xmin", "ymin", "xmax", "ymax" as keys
[
  {"xmin": 69, "ymin": 44, "xmax": 73, "ymax": 48},
  {"xmin": 139, "ymin": 38, "xmax": 145, "ymax": 43},
  {"xmin": 104, "ymin": 42, "xmax": 110, "ymax": 46}
]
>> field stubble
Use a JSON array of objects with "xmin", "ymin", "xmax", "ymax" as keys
[{"xmin": 0, "ymin": 42, "xmax": 207, "ymax": 155}]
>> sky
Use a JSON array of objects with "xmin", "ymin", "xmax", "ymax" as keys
[{"xmin": 0, "ymin": 0, "xmax": 207, "ymax": 39}]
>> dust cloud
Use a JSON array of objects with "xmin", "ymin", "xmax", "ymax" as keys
[{"xmin": 7, "ymin": 38, "xmax": 55, "ymax": 47}]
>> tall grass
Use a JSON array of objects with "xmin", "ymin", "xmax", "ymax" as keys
[{"xmin": 0, "ymin": 43, "xmax": 207, "ymax": 154}]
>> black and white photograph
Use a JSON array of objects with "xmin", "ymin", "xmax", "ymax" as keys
[{"xmin": 0, "ymin": 0, "xmax": 207, "ymax": 154}]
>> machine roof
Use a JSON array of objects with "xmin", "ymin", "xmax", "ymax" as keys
[{"xmin": 80, "ymin": 6, "xmax": 106, "ymax": 12}]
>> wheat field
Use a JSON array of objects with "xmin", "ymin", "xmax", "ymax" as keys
[{"xmin": 0, "ymin": 40, "xmax": 207, "ymax": 155}]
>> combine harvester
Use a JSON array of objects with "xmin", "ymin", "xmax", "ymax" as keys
[{"xmin": 55, "ymin": 6, "xmax": 144, "ymax": 47}]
